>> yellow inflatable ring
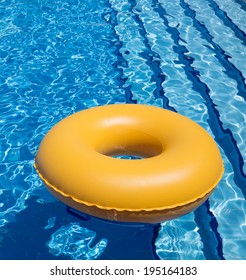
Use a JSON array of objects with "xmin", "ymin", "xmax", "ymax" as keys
[{"xmin": 34, "ymin": 104, "xmax": 224, "ymax": 224}]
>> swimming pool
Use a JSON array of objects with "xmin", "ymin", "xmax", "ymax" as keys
[{"xmin": 0, "ymin": 0, "xmax": 245, "ymax": 260}]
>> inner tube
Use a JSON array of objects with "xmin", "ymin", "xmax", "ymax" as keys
[{"xmin": 34, "ymin": 104, "xmax": 224, "ymax": 223}]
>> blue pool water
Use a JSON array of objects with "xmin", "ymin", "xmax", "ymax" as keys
[{"xmin": 0, "ymin": 0, "xmax": 245, "ymax": 260}]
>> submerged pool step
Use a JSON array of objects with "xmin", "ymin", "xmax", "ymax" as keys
[{"xmin": 109, "ymin": 0, "xmax": 246, "ymax": 260}]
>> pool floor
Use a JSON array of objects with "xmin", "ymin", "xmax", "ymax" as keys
[{"xmin": 0, "ymin": 0, "xmax": 246, "ymax": 260}]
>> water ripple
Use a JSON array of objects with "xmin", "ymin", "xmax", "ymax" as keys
[
  {"xmin": 47, "ymin": 223, "xmax": 108, "ymax": 260},
  {"xmin": 155, "ymin": 213, "xmax": 205, "ymax": 260},
  {"xmin": 0, "ymin": 0, "xmax": 245, "ymax": 260}
]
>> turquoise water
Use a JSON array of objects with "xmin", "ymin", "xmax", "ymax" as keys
[{"xmin": 0, "ymin": 0, "xmax": 245, "ymax": 260}]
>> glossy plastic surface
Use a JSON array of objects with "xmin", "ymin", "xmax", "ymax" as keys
[{"xmin": 35, "ymin": 104, "xmax": 224, "ymax": 223}]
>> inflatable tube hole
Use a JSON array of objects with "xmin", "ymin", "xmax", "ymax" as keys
[
  {"xmin": 105, "ymin": 152, "xmax": 148, "ymax": 160},
  {"xmin": 110, "ymin": 154, "xmax": 144, "ymax": 160},
  {"xmin": 95, "ymin": 130, "xmax": 163, "ymax": 160}
]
